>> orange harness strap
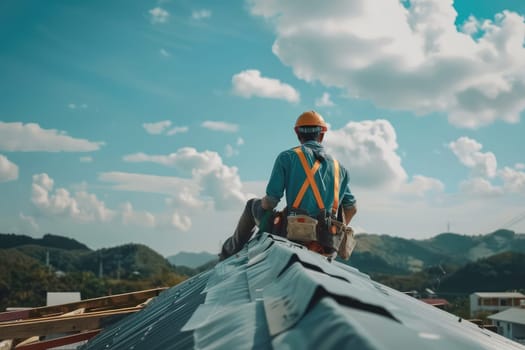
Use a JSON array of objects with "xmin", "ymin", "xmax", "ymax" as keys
[
  {"xmin": 332, "ymin": 159, "xmax": 340, "ymax": 216},
  {"xmin": 292, "ymin": 147, "xmax": 325, "ymax": 210},
  {"xmin": 292, "ymin": 147, "xmax": 341, "ymax": 218}
]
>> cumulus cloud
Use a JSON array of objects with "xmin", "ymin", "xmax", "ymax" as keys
[
  {"xmin": 32, "ymin": 173, "xmax": 114, "ymax": 222},
  {"xmin": 201, "ymin": 121, "xmax": 239, "ymax": 132},
  {"xmin": 459, "ymin": 177, "xmax": 504, "ymax": 197},
  {"xmin": 0, "ymin": 122, "xmax": 104, "ymax": 152},
  {"xmin": 192, "ymin": 9, "xmax": 212, "ymax": 20},
  {"xmin": 315, "ymin": 92, "xmax": 335, "ymax": 107},
  {"xmin": 0, "ymin": 154, "xmax": 18, "ymax": 182},
  {"xmin": 80, "ymin": 156, "xmax": 93, "ymax": 163},
  {"xmin": 120, "ymin": 202, "xmax": 156, "ymax": 228},
  {"xmin": 324, "ymin": 119, "xmax": 408, "ymax": 188},
  {"xmin": 449, "ymin": 137, "xmax": 497, "ymax": 178},
  {"xmin": 232, "ymin": 69, "xmax": 300, "ymax": 103},
  {"xmin": 171, "ymin": 211, "xmax": 192, "ymax": 231},
  {"xmin": 499, "ymin": 167, "xmax": 525, "ymax": 193},
  {"xmin": 149, "ymin": 7, "xmax": 169, "ymax": 23},
  {"xmin": 122, "ymin": 147, "xmax": 247, "ymax": 209},
  {"xmin": 399, "ymin": 175, "xmax": 445, "ymax": 197},
  {"xmin": 248, "ymin": 0, "xmax": 525, "ymax": 128}
]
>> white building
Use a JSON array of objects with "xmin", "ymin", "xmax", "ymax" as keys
[
  {"xmin": 488, "ymin": 308, "xmax": 525, "ymax": 345},
  {"xmin": 469, "ymin": 292, "xmax": 525, "ymax": 318}
]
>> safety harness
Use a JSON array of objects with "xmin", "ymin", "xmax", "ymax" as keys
[
  {"xmin": 286, "ymin": 146, "xmax": 342, "ymax": 255},
  {"xmin": 292, "ymin": 146, "xmax": 340, "ymax": 216}
]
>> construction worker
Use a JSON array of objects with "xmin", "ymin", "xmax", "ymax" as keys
[{"xmin": 220, "ymin": 110, "xmax": 357, "ymax": 260}]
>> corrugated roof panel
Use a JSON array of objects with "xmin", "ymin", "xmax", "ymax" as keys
[
  {"xmin": 80, "ymin": 270, "xmax": 212, "ymax": 350},
  {"xmin": 82, "ymin": 233, "xmax": 525, "ymax": 350}
]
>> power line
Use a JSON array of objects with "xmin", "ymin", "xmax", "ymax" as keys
[{"xmin": 499, "ymin": 210, "xmax": 525, "ymax": 229}]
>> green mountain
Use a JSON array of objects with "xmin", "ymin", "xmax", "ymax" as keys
[
  {"xmin": 0, "ymin": 233, "xmax": 89, "ymax": 250},
  {"xmin": 346, "ymin": 229, "xmax": 525, "ymax": 275},
  {"xmin": 78, "ymin": 244, "xmax": 176, "ymax": 279},
  {"xmin": 0, "ymin": 234, "xmax": 188, "ymax": 310},
  {"xmin": 167, "ymin": 251, "xmax": 218, "ymax": 268},
  {"xmin": 439, "ymin": 251, "xmax": 525, "ymax": 294}
]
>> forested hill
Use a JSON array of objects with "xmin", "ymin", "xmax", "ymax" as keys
[
  {"xmin": 0, "ymin": 233, "xmax": 89, "ymax": 250},
  {"xmin": 347, "ymin": 229, "xmax": 525, "ymax": 275}
]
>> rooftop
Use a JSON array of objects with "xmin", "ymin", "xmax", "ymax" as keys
[
  {"xmin": 488, "ymin": 308, "xmax": 525, "ymax": 325},
  {"xmin": 472, "ymin": 292, "xmax": 525, "ymax": 298},
  {"xmin": 80, "ymin": 232, "xmax": 524, "ymax": 350}
]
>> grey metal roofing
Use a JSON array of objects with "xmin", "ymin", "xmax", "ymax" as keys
[
  {"xmin": 488, "ymin": 308, "xmax": 525, "ymax": 325},
  {"xmin": 82, "ymin": 232, "xmax": 525, "ymax": 350},
  {"xmin": 473, "ymin": 292, "xmax": 525, "ymax": 298}
]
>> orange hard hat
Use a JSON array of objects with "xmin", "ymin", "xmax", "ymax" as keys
[{"xmin": 294, "ymin": 110, "xmax": 328, "ymax": 133}]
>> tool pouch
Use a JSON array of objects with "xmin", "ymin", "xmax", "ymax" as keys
[
  {"xmin": 338, "ymin": 226, "xmax": 356, "ymax": 260},
  {"xmin": 316, "ymin": 215, "xmax": 345, "ymax": 254},
  {"xmin": 286, "ymin": 214, "xmax": 318, "ymax": 242}
]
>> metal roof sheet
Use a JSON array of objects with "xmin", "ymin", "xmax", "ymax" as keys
[{"xmin": 82, "ymin": 232, "xmax": 525, "ymax": 350}]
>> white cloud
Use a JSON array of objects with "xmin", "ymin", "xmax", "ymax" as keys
[
  {"xmin": 0, "ymin": 154, "xmax": 18, "ymax": 182},
  {"xmin": 167, "ymin": 126, "xmax": 189, "ymax": 135},
  {"xmin": 80, "ymin": 156, "xmax": 93, "ymax": 163},
  {"xmin": 171, "ymin": 211, "xmax": 192, "ymax": 231},
  {"xmin": 399, "ymin": 175, "xmax": 445, "ymax": 197},
  {"xmin": 29, "ymin": 173, "xmax": 196, "ymax": 231},
  {"xmin": 99, "ymin": 171, "xmax": 198, "ymax": 198},
  {"xmin": 324, "ymin": 119, "xmax": 408, "ymax": 188},
  {"xmin": 248, "ymin": 1, "xmax": 525, "ymax": 128},
  {"xmin": 143, "ymin": 121, "xmax": 188, "ymax": 136},
  {"xmin": 160, "ymin": 48, "xmax": 170, "ymax": 57},
  {"xmin": 315, "ymin": 92, "xmax": 335, "ymax": 107},
  {"xmin": 499, "ymin": 167, "xmax": 525, "ymax": 194},
  {"xmin": 192, "ymin": 9, "xmax": 212, "ymax": 20},
  {"xmin": 120, "ymin": 202, "xmax": 156, "ymax": 228},
  {"xmin": 32, "ymin": 173, "xmax": 114, "ymax": 222},
  {"xmin": 225, "ymin": 144, "xmax": 238, "ymax": 157},
  {"xmin": 149, "ymin": 7, "xmax": 169, "ymax": 23},
  {"xmin": 19, "ymin": 212, "xmax": 39, "ymax": 232},
  {"xmin": 449, "ymin": 137, "xmax": 497, "ymax": 178},
  {"xmin": 201, "ymin": 121, "xmax": 239, "ymax": 133},
  {"xmin": 515, "ymin": 163, "xmax": 525, "ymax": 170},
  {"xmin": 459, "ymin": 177, "xmax": 503, "ymax": 197},
  {"xmin": 0, "ymin": 122, "xmax": 104, "ymax": 152},
  {"xmin": 143, "ymin": 120, "xmax": 172, "ymax": 135},
  {"xmin": 237, "ymin": 137, "xmax": 245, "ymax": 146},
  {"xmin": 68, "ymin": 103, "xmax": 87, "ymax": 109},
  {"xmin": 232, "ymin": 69, "xmax": 300, "ymax": 103},
  {"xmin": 122, "ymin": 147, "xmax": 247, "ymax": 209}
]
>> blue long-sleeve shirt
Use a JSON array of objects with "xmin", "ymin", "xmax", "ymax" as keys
[{"xmin": 265, "ymin": 141, "xmax": 356, "ymax": 217}]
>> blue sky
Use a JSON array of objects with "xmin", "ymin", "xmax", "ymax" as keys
[{"xmin": 1, "ymin": 0, "xmax": 525, "ymax": 256}]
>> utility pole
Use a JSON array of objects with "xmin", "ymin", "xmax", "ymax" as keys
[{"xmin": 99, "ymin": 254, "xmax": 103, "ymax": 279}]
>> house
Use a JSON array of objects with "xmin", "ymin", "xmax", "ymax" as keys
[
  {"xmin": 488, "ymin": 308, "xmax": 525, "ymax": 345},
  {"xmin": 470, "ymin": 292, "xmax": 525, "ymax": 318},
  {"xmin": 420, "ymin": 298, "xmax": 449, "ymax": 310}
]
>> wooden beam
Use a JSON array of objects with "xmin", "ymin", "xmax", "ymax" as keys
[
  {"xmin": 14, "ymin": 330, "xmax": 101, "ymax": 350},
  {"xmin": 0, "ymin": 307, "xmax": 140, "ymax": 340},
  {"xmin": 0, "ymin": 287, "xmax": 167, "ymax": 322}
]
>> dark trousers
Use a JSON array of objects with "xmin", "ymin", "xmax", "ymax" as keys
[{"xmin": 220, "ymin": 198, "xmax": 260, "ymax": 260}]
